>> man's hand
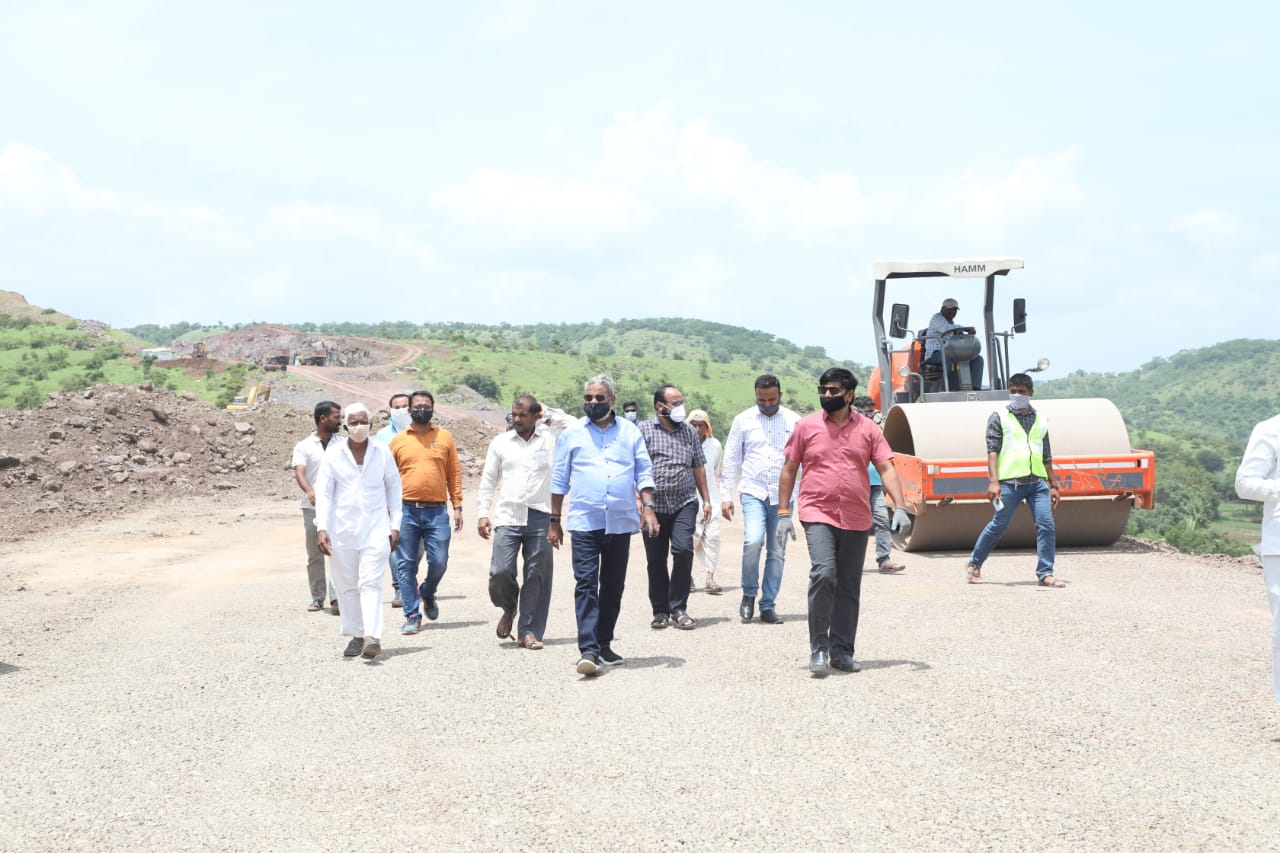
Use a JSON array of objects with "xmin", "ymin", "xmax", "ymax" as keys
[
  {"xmin": 1049, "ymin": 485, "xmax": 1061, "ymax": 510},
  {"xmin": 316, "ymin": 530, "xmax": 332, "ymax": 556},
  {"xmin": 720, "ymin": 501, "xmax": 735, "ymax": 521},
  {"xmin": 890, "ymin": 508, "xmax": 913, "ymax": 535},
  {"xmin": 700, "ymin": 503, "xmax": 712, "ymax": 525},
  {"xmin": 477, "ymin": 517, "xmax": 492, "ymax": 539},
  {"xmin": 389, "ymin": 529, "xmax": 400, "ymax": 552},
  {"xmin": 641, "ymin": 507, "xmax": 659, "ymax": 538},
  {"xmin": 305, "ymin": 489, "xmax": 316, "ymax": 507},
  {"xmin": 547, "ymin": 521, "xmax": 562, "ymax": 549},
  {"xmin": 987, "ymin": 481, "xmax": 1001, "ymax": 503},
  {"xmin": 775, "ymin": 515, "xmax": 796, "ymax": 554},
  {"xmin": 453, "ymin": 507, "xmax": 463, "ymax": 532}
]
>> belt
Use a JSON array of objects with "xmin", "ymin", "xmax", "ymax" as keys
[{"xmin": 404, "ymin": 500, "xmax": 446, "ymax": 509}]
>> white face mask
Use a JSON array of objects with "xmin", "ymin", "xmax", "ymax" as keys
[
  {"xmin": 667, "ymin": 404, "xmax": 687, "ymax": 423},
  {"xmin": 347, "ymin": 423, "xmax": 371, "ymax": 443},
  {"xmin": 390, "ymin": 407, "xmax": 412, "ymax": 430},
  {"xmin": 624, "ymin": 411, "xmax": 637, "ymax": 421},
  {"xmin": 1009, "ymin": 393, "xmax": 1031, "ymax": 411}
]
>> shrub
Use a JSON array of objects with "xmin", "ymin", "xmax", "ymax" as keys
[{"xmin": 462, "ymin": 373, "xmax": 500, "ymax": 400}]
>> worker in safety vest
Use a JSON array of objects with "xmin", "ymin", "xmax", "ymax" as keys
[{"xmin": 963, "ymin": 372, "xmax": 1064, "ymax": 587}]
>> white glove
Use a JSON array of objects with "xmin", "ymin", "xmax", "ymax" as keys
[
  {"xmin": 890, "ymin": 508, "xmax": 913, "ymax": 534},
  {"xmin": 776, "ymin": 515, "xmax": 796, "ymax": 554}
]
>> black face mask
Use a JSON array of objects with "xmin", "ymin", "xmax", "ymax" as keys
[
  {"xmin": 411, "ymin": 409, "xmax": 433, "ymax": 425},
  {"xmin": 584, "ymin": 402, "xmax": 612, "ymax": 422},
  {"xmin": 757, "ymin": 403, "xmax": 780, "ymax": 416},
  {"xmin": 820, "ymin": 395, "xmax": 849, "ymax": 414}
]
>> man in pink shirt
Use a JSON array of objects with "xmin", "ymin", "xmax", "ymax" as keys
[{"xmin": 778, "ymin": 368, "xmax": 912, "ymax": 677}]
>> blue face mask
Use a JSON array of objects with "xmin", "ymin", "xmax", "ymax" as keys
[{"xmin": 624, "ymin": 411, "xmax": 637, "ymax": 421}]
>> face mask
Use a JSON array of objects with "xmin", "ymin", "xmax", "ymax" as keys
[
  {"xmin": 624, "ymin": 411, "xmax": 637, "ymax": 421},
  {"xmin": 411, "ymin": 409, "xmax": 433, "ymax": 425},
  {"xmin": 390, "ymin": 408, "xmax": 412, "ymax": 430},
  {"xmin": 757, "ymin": 403, "xmax": 780, "ymax": 416},
  {"xmin": 1009, "ymin": 393, "xmax": 1031, "ymax": 410},
  {"xmin": 346, "ymin": 423, "xmax": 370, "ymax": 443},
  {"xmin": 820, "ymin": 395, "xmax": 848, "ymax": 414},
  {"xmin": 666, "ymin": 404, "xmax": 686, "ymax": 423},
  {"xmin": 585, "ymin": 402, "xmax": 612, "ymax": 422}
]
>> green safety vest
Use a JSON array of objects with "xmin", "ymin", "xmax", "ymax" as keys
[{"xmin": 996, "ymin": 409, "xmax": 1048, "ymax": 480}]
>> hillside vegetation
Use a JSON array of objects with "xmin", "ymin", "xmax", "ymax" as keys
[{"xmin": 85, "ymin": 310, "xmax": 1280, "ymax": 557}]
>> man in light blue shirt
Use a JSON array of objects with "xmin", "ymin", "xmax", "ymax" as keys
[
  {"xmin": 373, "ymin": 392, "xmax": 413, "ymax": 607},
  {"xmin": 550, "ymin": 374, "xmax": 658, "ymax": 676}
]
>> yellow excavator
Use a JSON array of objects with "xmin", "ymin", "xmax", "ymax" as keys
[
  {"xmin": 869, "ymin": 257, "xmax": 1155, "ymax": 551},
  {"xmin": 225, "ymin": 385, "xmax": 271, "ymax": 413}
]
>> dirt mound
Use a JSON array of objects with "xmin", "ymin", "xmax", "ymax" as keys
[
  {"xmin": 200, "ymin": 324, "xmax": 399, "ymax": 368},
  {"xmin": 0, "ymin": 382, "xmax": 503, "ymax": 543}
]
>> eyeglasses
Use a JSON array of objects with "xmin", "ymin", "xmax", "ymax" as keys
[
  {"xmin": 817, "ymin": 386, "xmax": 846, "ymax": 396},
  {"xmin": 583, "ymin": 394, "xmax": 609, "ymax": 403}
]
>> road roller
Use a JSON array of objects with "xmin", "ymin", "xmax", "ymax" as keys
[{"xmin": 869, "ymin": 257, "xmax": 1155, "ymax": 551}]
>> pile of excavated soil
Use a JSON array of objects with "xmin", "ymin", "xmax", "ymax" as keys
[
  {"xmin": 198, "ymin": 323, "xmax": 399, "ymax": 368},
  {"xmin": 0, "ymin": 382, "xmax": 502, "ymax": 543}
]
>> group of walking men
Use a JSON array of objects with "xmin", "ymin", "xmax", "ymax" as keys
[{"xmin": 293, "ymin": 366, "xmax": 1066, "ymax": 677}]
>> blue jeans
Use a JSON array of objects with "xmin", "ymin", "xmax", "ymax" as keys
[
  {"xmin": 869, "ymin": 485, "xmax": 891, "ymax": 566},
  {"xmin": 396, "ymin": 504, "xmax": 451, "ymax": 622},
  {"xmin": 740, "ymin": 494, "xmax": 784, "ymax": 611},
  {"xmin": 570, "ymin": 530, "xmax": 631, "ymax": 657},
  {"xmin": 968, "ymin": 479, "xmax": 1056, "ymax": 578}
]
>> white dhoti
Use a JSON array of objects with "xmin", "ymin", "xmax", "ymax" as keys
[
  {"xmin": 1265, "ymin": 556, "xmax": 1280, "ymax": 706},
  {"xmin": 330, "ymin": 542, "xmax": 389, "ymax": 641},
  {"xmin": 694, "ymin": 512, "xmax": 721, "ymax": 576}
]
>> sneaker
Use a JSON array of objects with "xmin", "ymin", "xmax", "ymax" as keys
[
  {"xmin": 361, "ymin": 639, "xmax": 382, "ymax": 659},
  {"xmin": 878, "ymin": 561, "xmax": 906, "ymax": 574},
  {"xmin": 401, "ymin": 619, "xmax": 422, "ymax": 636},
  {"xmin": 343, "ymin": 637, "xmax": 364, "ymax": 657},
  {"xmin": 391, "ymin": 593, "xmax": 403, "ymax": 608},
  {"xmin": 423, "ymin": 596, "xmax": 440, "ymax": 621},
  {"xmin": 600, "ymin": 647, "xmax": 625, "ymax": 666},
  {"xmin": 575, "ymin": 654, "xmax": 601, "ymax": 675}
]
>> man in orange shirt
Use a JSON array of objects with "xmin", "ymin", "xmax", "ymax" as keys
[{"xmin": 389, "ymin": 390, "xmax": 464, "ymax": 635}]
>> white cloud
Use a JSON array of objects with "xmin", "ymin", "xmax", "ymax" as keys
[
  {"xmin": 930, "ymin": 147, "xmax": 1086, "ymax": 238},
  {"xmin": 679, "ymin": 119, "xmax": 887, "ymax": 243},
  {"xmin": 263, "ymin": 202, "xmax": 437, "ymax": 270},
  {"xmin": 1249, "ymin": 252, "xmax": 1280, "ymax": 280},
  {"xmin": 0, "ymin": 142, "xmax": 121, "ymax": 217},
  {"xmin": 432, "ymin": 168, "xmax": 647, "ymax": 246},
  {"xmin": 1170, "ymin": 208, "xmax": 1249, "ymax": 250}
]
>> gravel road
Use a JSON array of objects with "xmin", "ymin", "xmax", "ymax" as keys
[{"xmin": 2, "ymin": 494, "xmax": 1277, "ymax": 851}]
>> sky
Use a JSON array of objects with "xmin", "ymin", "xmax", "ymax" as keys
[{"xmin": 0, "ymin": 0, "xmax": 1276, "ymax": 376}]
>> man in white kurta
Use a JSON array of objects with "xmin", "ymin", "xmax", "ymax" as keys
[
  {"xmin": 1235, "ymin": 413, "xmax": 1280, "ymax": 707},
  {"xmin": 315, "ymin": 403, "xmax": 403, "ymax": 660}
]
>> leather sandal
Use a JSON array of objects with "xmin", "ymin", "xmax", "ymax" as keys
[
  {"xmin": 1038, "ymin": 575, "xmax": 1065, "ymax": 588},
  {"xmin": 518, "ymin": 634, "xmax": 544, "ymax": 650},
  {"xmin": 966, "ymin": 563, "xmax": 983, "ymax": 584}
]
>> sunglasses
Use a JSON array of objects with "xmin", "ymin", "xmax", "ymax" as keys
[
  {"xmin": 817, "ymin": 386, "xmax": 846, "ymax": 396},
  {"xmin": 583, "ymin": 394, "xmax": 610, "ymax": 403}
]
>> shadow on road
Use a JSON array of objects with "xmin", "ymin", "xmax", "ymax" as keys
[{"xmin": 0, "ymin": 662, "xmax": 19, "ymax": 675}]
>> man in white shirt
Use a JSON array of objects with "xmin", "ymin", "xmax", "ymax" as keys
[
  {"xmin": 719, "ymin": 374, "xmax": 801, "ymax": 624},
  {"xmin": 290, "ymin": 401, "xmax": 344, "ymax": 613},
  {"xmin": 374, "ymin": 392, "xmax": 413, "ymax": 608},
  {"xmin": 477, "ymin": 395, "xmax": 574, "ymax": 650},
  {"xmin": 1235, "ymin": 413, "xmax": 1280, "ymax": 708},
  {"xmin": 314, "ymin": 403, "xmax": 403, "ymax": 660}
]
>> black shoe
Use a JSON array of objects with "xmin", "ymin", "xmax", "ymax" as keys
[
  {"xmin": 424, "ymin": 597, "xmax": 439, "ymax": 621},
  {"xmin": 808, "ymin": 650, "xmax": 830, "ymax": 677},
  {"xmin": 760, "ymin": 608, "xmax": 783, "ymax": 624},
  {"xmin": 739, "ymin": 597, "xmax": 754, "ymax": 623},
  {"xmin": 830, "ymin": 654, "xmax": 861, "ymax": 673},
  {"xmin": 343, "ymin": 637, "xmax": 365, "ymax": 657},
  {"xmin": 600, "ymin": 647, "xmax": 625, "ymax": 666},
  {"xmin": 575, "ymin": 654, "xmax": 601, "ymax": 676},
  {"xmin": 650, "ymin": 613, "xmax": 669, "ymax": 630}
]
